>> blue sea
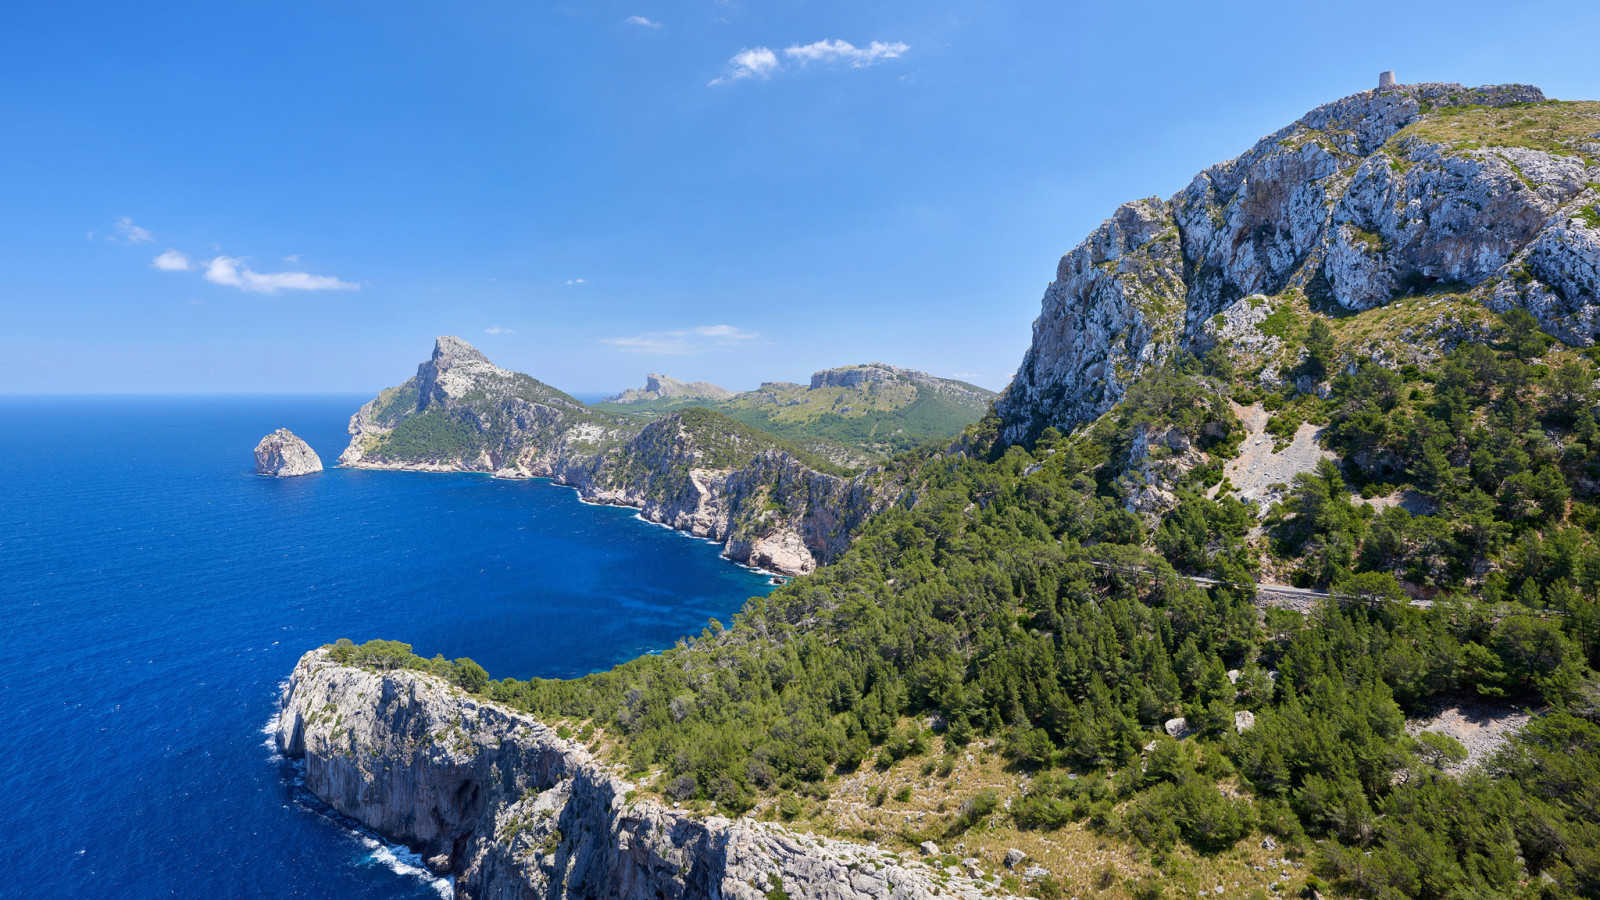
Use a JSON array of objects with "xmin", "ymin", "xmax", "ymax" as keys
[{"xmin": 0, "ymin": 396, "xmax": 772, "ymax": 899}]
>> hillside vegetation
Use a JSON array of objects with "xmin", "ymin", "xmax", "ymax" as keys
[
  {"xmin": 336, "ymin": 303, "xmax": 1600, "ymax": 899},
  {"xmin": 326, "ymin": 83, "xmax": 1600, "ymax": 899}
]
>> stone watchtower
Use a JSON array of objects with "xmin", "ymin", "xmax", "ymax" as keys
[{"xmin": 1378, "ymin": 70, "xmax": 1396, "ymax": 89}]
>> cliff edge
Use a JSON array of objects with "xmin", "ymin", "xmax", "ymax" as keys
[{"xmin": 276, "ymin": 649, "xmax": 1013, "ymax": 900}]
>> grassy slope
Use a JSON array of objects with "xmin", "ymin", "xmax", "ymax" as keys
[{"xmin": 594, "ymin": 375, "xmax": 996, "ymax": 462}]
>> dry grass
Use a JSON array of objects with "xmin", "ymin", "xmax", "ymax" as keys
[
  {"xmin": 1391, "ymin": 100, "xmax": 1600, "ymax": 162},
  {"xmin": 733, "ymin": 734, "xmax": 1310, "ymax": 899}
]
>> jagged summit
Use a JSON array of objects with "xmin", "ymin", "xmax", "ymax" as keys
[
  {"xmin": 997, "ymin": 80, "xmax": 1599, "ymax": 445},
  {"xmin": 430, "ymin": 334, "xmax": 490, "ymax": 367},
  {"xmin": 603, "ymin": 372, "xmax": 734, "ymax": 404}
]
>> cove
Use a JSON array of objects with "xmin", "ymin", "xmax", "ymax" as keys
[{"xmin": 0, "ymin": 396, "xmax": 771, "ymax": 899}]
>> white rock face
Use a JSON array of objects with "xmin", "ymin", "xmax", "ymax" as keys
[
  {"xmin": 254, "ymin": 428, "xmax": 322, "ymax": 477},
  {"xmin": 996, "ymin": 81, "xmax": 1598, "ymax": 444},
  {"xmin": 276, "ymin": 650, "xmax": 1015, "ymax": 900}
]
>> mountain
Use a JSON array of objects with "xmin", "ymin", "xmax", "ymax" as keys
[
  {"xmin": 295, "ymin": 82, "xmax": 1600, "ymax": 900},
  {"xmin": 338, "ymin": 337, "xmax": 889, "ymax": 574},
  {"xmin": 601, "ymin": 372, "xmax": 735, "ymax": 405},
  {"xmin": 998, "ymin": 80, "xmax": 1600, "ymax": 444},
  {"xmin": 593, "ymin": 362, "xmax": 997, "ymax": 465}
]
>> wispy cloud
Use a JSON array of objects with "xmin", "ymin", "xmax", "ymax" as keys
[
  {"xmin": 601, "ymin": 324, "xmax": 759, "ymax": 355},
  {"xmin": 709, "ymin": 47, "xmax": 780, "ymax": 85},
  {"xmin": 113, "ymin": 216, "xmax": 154, "ymax": 244},
  {"xmin": 566, "ymin": 278, "xmax": 587, "ymax": 285},
  {"xmin": 151, "ymin": 249, "xmax": 193, "ymax": 271},
  {"xmin": 202, "ymin": 256, "xmax": 359, "ymax": 294},
  {"xmin": 784, "ymin": 39, "xmax": 908, "ymax": 66},
  {"xmin": 711, "ymin": 39, "xmax": 908, "ymax": 85},
  {"xmin": 624, "ymin": 15, "xmax": 661, "ymax": 28},
  {"xmin": 485, "ymin": 325, "xmax": 514, "ymax": 335}
]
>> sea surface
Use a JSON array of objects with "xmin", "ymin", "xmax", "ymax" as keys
[{"xmin": 0, "ymin": 396, "xmax": 772, "ymax": 899}]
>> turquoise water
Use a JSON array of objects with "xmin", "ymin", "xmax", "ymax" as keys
[{"xmin": 0, "ymin": 396, "xmax": 771, "ymax": 898}]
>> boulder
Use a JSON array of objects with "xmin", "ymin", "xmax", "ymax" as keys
[
  {"xmin": 919, "ymin": 841, "xmax": 940, "ymax": 857},
  {"xmin": 1005, "ymin": 849, "xmax": 1026, "ymax": 869},
  {"xmin": 254, "ymin": 428, "xmax": 322, "ymax": 477}
]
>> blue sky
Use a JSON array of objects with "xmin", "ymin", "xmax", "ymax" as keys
[{"xmin": 4, "ymin": 1, "xmax": 1597, "ymax": 395}]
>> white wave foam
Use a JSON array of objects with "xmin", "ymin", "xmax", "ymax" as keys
[
  {"xmin": 260, "ymin": 678, "xmax": 288, "ymax": 761},
  {"xmin": 359, "ymin": 834, "xmax": 454, "ymax": 898},
  {"xmin": 266, "ymin": 681, "xmax": 453, "ymax": 898}
]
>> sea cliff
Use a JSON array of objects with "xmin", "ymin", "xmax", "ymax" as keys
[{"xmin": 276, "ymin": 650, "xmax": 1010, "ymax": 900}]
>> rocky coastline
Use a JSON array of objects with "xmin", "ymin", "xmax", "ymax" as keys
[
  {"xmin": 276, "ymin": 649, "xmax": 1012, "ymax": 900},
  {"xmin": 335, "ymin": 338, "xmax": 892, "ymax": 575}
]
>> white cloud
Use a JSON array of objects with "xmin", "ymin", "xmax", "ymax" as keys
[
  {"xmin": 624, "ymin": 15, "xmax": 661, "ymax": 27},
  {"xmin": 283, "ymin": 254, "xmax": 300, "ymax": 263},
  {"xmin": 601, "ymin": 324, "xmax": 758, "ymax": 355},
  {"xmin": 709, "ymin": 46, "xmax": 779, "ymax": 85},
  {"xmin": 203, "ymin": 255, "xmax": 360, "ymax": 294},
  {"xmin": 783, "ymin": 39, "xmax": 908, "ymax": 66},
  {"xmin": 151, "ymin": 249, "xmax": 193, "ymax": 271},
  {"xmin": 566, "ymin": 278, "xmax": 587, "ymax": 285},
  {"xmin": 711, "ymin": 39, "xmax": 908, "ymax": 85},
  {"xmin": 485, "ymin": 325, "xmax": 514, "ymax": 335},
  {"xmin": 113, "ymin": 216, "xmax": 155, "ymax": 244}
]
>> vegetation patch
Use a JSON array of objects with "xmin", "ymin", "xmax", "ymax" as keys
[{"xmin": 1391, "ymin": 99, "xmax": 1600, "ymax": 163}]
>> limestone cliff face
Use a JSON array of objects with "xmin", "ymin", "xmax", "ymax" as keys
[
  {"xmin": 808, "ymin": 363, "xmax": 994, "ymax": 407},
  {"xmin": 254, "ymin": 428, "xmax": 323, "ymax": 476},
  {"xmin": 997, "ymin": 80, "xmax": 1599, "ymax": 444},
  {"xmin": 603, "ymin": 373, "xmax": 735, "ymax": 404},
  {"xmin": 338, "ymin": 338, "xmax": 887, "ymax": 575},
  {"xmin": 578, "ymin": 414, "xmax": 885, "ymax": 574},
  {"xmin": 277, "ymin": 650, "xmax": 1009, "ymax": 900}
]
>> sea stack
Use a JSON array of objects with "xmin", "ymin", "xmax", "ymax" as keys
[{"xmin": 254, "ymin": 428, "xmax": 323, "ymax": 477}]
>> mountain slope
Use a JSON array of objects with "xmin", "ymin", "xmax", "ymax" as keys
[
  {"xmin": 294, "ymin": 82, "xmax": 1600, "ymax": 900},
  {"xmin": 997, "ymin": 80, "xmax": 1600, "ymax": 444},
  {"xmin": 594, "ymin": 362, "xmax": 997, "ymax": 465}
]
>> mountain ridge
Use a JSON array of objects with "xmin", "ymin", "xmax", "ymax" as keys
[
  {"xmin": 997, "ymin": 79, "xmax": 1599, "ymax": 445},
  {"xmin": 337, "ymin": 336, "xmax": 891, "ymax": 574}
]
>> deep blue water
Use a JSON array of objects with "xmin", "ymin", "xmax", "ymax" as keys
[{"xmin": 0, "ymin": 396, "xmax": 771, "ymax": 899}]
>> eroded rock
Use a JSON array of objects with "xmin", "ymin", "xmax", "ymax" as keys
[
  {"xmin": 254, "ymin": 428, "xmax": 322, "ymax": 477},
  {"xmin": 276, "ymin": 650, "xmax": 1016, "ymax": 900}
]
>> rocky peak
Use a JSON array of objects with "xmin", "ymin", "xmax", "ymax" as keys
[
  {"xmin": 997, "ymin": 80, "xmax": 1598, "ymax": 445},
  {"xmin": 430, "ymin": 334, "xmax": 490, "ymax": 367},
  {"xmin": 604, "ymin": 372, "xmax": 735, "ymax": 404},
  {"xmin": 417, "ymin": 335, "xmax": 509, "ymax": 405}
]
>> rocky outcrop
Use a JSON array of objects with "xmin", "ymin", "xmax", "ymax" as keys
[
  {"xmin": 808, "ymin": 363, "xmax": 992, "ymax": 406},
  {"xmin": 603, "ymin": 374, "xmax": 735, "ymax": 404},
  {"xmin": 254, "ymin": 428, "xmax": 323, "ymax": 476},
  {"xmin": 277, "ymin": 650, "xmax": 1012, "ymax": 900},
  {"xmin": 338, "ymin": 338, "xmax": 890, "ymax": 575},
  {"xmin": 997, "ymin": 80, "xmax": 1599, "ymax": 444}
]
